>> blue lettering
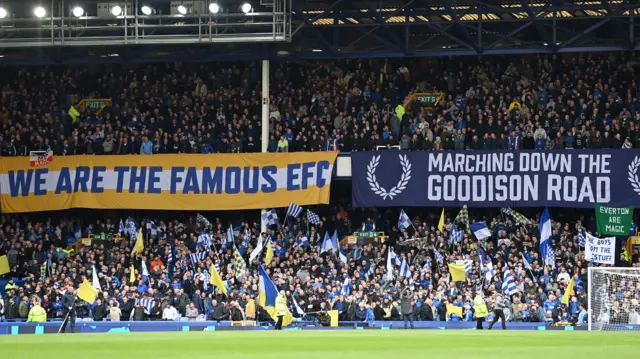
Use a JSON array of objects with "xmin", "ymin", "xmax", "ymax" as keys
[
  {"xmin": 114, "ymin": 167, "xmax": 130, "ymax": 193},
  {"xmin": 55, "ymin": 168, "xmax": 72, "ymax": 194},
  {"xmin": 74, "ymin": 166, "xmax": 90, "ymax": 193},
  {"xmin": 225, "ymin": 167, "xmax": 241, "ymax": 194},
  {"xmin": 183, "ymin": 167, "xmax": 200, "ymax": 194},
  {"xmin": 91, "ymin": 166, "xmax": 106, "ymax": 193},
  {"xmin": 287, "ymin": 163, "xmax": 301, "ymax": 191},
  {"xmin": 202, "ymin": 167, "xmax": 223, "ymax": 194},
  {"xmin": 8, "ymin": 170, "xmax": 32, "ymax": 197},
  {"xmin": 148, "ymin": 167, "xmax": 162, "ymax": 194},
  {"xmin": 33, "ymin": 168, "xmax": 48, "ymax": 196},
  {"xmin": 243, "ymin": 166, "xmax": 260, "ymax": 194},
  {"xmin": 261, "ymin": 166, "xmax": 277, "ymax": 193},
  {"xmin": 301, "ymin": 162, "xmax": 314, "ymax": 190},
  {"xmin": 129, "ymin": 167, "xmax": 147, "ymax": 193},
  {"xmin": 170, "ymin": 167, "xmax": 185, "ymax": 194},
  {"xmin": 316, "ymin": 161, "xmax": 330, "ymax": 188}
]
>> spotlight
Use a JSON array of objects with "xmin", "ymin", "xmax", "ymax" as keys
[
  {"xmin": 34, "ymin": 6, "xmax": 46, "ymax": 18},
  {"xmin": 141, "ymin": 5, "xmax": 152, "ymax": 15},
  {"xmin": 72, "ymin": 6, "xmax": 84, "ymax": 17},
  {"xmin": 111, "ymin": 5, "xmax": 122, "ymax": 16},
  {"xmin": 0, "ymin": 7, "xmax": 7, "ymax": 19},
  {"xmin": 241, "ymin": 3, "xmax": 251, "ymax": 13},
  {"xmin": 177, "ymin": 5, "xmax": 187, "ymax": 15},
  {"xmin": 208, "ymin": 3, "xmax": 219, "ymax": 14}
]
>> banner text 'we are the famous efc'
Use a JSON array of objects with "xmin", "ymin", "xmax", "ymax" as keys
[
  {"xmin": 0, "ymin": 153, "xmax": 337, "ymax": 213},
  {"xmin": 352, "ymin": 150, "xmax": 640, "ymax": 208}
]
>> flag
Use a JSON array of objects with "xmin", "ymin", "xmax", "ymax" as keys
[
  {"xmin": 292, "ymin": 297, "xmax": 305, "ymax": 316},
  {"xmin": 77, "ymin": 280, "xmax": 98, "ymax": 304},
  {"xmin": 438, "ymin": 208, "xmax": 445, "ymax": 231},
  {"xmin": 196, "ymin": 213, "xmax": 211, "ymax": 227},
  {"xmin": 339, "ymin": 247, "xmax": 348, "ymax": 266},
  {"xmin": 434, "ymin": 250, "xmax": 444, "ymax": 265},
  {"xmin": 501, "ymin": 208, "xmax": 531, "ymax": 225},
  {"xmin": 448, "ymin": 263, "xmax": 466, "ymax": 282},
  {"xmin": 470, "ymin": 222, "xmax": 491, "ymax": 240},
  {"xmin": 131, "ymin": 228, "xmax": 144, "ymax": 256},
  {"xmin": 223, "ymin": 225, "xmax": 235, "ymax": 250},
  {"xmin": 295, "ymin": 236, "xmax": 310, "ymax": 248},
  {"xmin": 539, "ymin": 207, "xmax": 554, "ymax": 268},
  {"xmin": 118, "ymin": 219, "xmax": 125, "ymax": 236},
  {"xmin": 146, "ymin": 220, "xmax": 162, "ymax": 238},
  {"xmin": 502, "ymin": 266, "xmax": 518, "ymax": 296},
  {"xmin": 287, "ymin": 203, "xmax": 304, "ymax": 218},
  {"xmin": 562, "ymin": 277, "xmax": 575, "ymax": 305},
  {"xmin": 258, "ymin": 265, "xmax": 293, "ymax": 327},
  {"xmin": 577, "ymin": 228, "xmax": 586, "ymax": 248},
  {"xmin": 167, "ymin": 245, "xmax": 175, "ymax": 264},
  {"xmin": 198, "ymin": 233, "xmax": 213, "ymax": 249},
  {"xmin": 454, "ymin": 205, "xmax": 470, "ymax": 229},
  {"xmin": 249, "ymin": 234, "xmax": 265, "ymax": 263},
  {"xmin": 384, "ymin": 246, "xmax": 398, "ymax": 281},
  {"xmin": 421, "ymin": 260, "xmax": 430, "ymax": 276},
  {"xmin": 328, "ymin": 310, "xmax": 339, "ymax": 327},
  {"xmin": 365, "ymin": 265, "xmax": 375, "ymax": 279},
  {"xmin": 210, "ymin": 263, "xmax": 228, "ymax": 296},
  {"xmin": 484, "ymin": 257, "xmax": 495, "ymax": 284},
  {"xmin": 125, "ymin": 218, "xmax": 137, "ymax": 239},
  {"xmin": 446, "ymin": 303, "xmax": 463, "ymax": 318},
  {"xmin": 261, "ymin": 209, "xmax": 279, "ymax": 228},
  {"xmin": 341, "ymin": 276, "xmax": 352, "ymax": 296},
  {"xmin": 455, "ymin": 259, "xmax": 473, "ymax": 274},
  {"xmin": 241, "ymin": 229, "xmax": 250, "ymax": 249},
  {"xmin": 307, "ymin": 210, "xmax": 321, "ymax": 225},
  {"xmin": 73, "ymin": 226, "xmax": 82, "ymax": 240},
  {"xmin": 521, "ymin": 253, "xmax": 532, "ymax": 270},
  {"xmin": 40, "ymin": 262, "xmax": 47, "ymax": 284},
  {"xmin": 449, "ymin": 224, "xmax": 464, "ymax": 244},
  {"xmin": 129, "ymin": 264, "xmax": 136, "ymax": 283},
  {"xmin": 265, "ymin": 239, "xmax": 275, "ymax": 265},
  {"xmin": 68, "ymin": 106, "xmax": 80, "ymax": 122},
  {"xmin": 320, "ymin": 231, "xmax": 338, "ymax": 254},
  {"xmin": 233, "ymin": 246, "xmax": 248, "ymax": 279},
  {"xmin": 0, "ymin": 255, "xmax": 9, "ymax": 275},
  {"xmin": 141, "ymin": 260, "xmax": 149, "ymax": 282},
  {"xmin": 189, "ymin": 251, "xmax": 208, "ymax": 265},
  {"xmin": 137, "ymin": 298, "xmax": 156, "ymax": 314},
  {"xmin": 92, "ymin": 265, "xmax": 102, "ymax": 291},
  {"xmin": 477, "ymin": 246, "xmax": 486, "ymax": 270},
  {"xmin": 399, "ymin": 258, "xmax": 411, "ymax": 277},
  {"xmin": 398, "ymin": 209, "xmax": 411, "ymax": 231}
]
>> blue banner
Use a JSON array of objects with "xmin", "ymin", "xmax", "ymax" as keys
[{"xmin": 352, "ymin": 150, "xmax": 640, "ymax": 208}]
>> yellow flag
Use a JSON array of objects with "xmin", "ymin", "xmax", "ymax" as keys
[
  {"xmin": 131, "ymin": 228, "xmax": 144, "ymax": 256},
  {"xmin": 129, "ymin": 264, "xmax": 136, "ymax": 284},
  {"xmin": 448, "ymin": 263, "xmax": 466, "ymax": 282},
  {"xmin": 68, "ymin": 106, "xmax": 80, "ymax": 122},
  {"xmin": 265, "ymin": 240, "xmax": 274, "ymax": 265},
  {"xmin": 264, "ymin": 307, "xmax": 293, "ymax": 327},
  {"xmin": 438, "ymin": 208, "xmax": 445, "ymax": 232},
  {"xmin": 328, "ymin": 310, "xmax": 339, "ymax": 327},
  {"xmin": 0, "ymin": 255, "xmax": 10, "ymax": 275},
  {"xmin": 561, "ymin": 277, "xmax": 575, "ymax": 305},
  {"xmin": 209, "ymin": 264, "xmax": 228, "ymax": 296},
  {"xmin": 446, "ymin": 304, "xmax": 463, "ymax": 318},
  {"xmin": 77, "ymin": 280, "xmax": 98, "ymax": 303}
]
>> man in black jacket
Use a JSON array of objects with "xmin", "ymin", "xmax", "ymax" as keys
[
  {"xmin": 61, "ymin": 286, "xmax": 77, "ymax": 333},
  {"xmin": 92, "ymin": 299, "xmax": 107, "ymax": 321},
  {"xmin": 400, "ymin": 287, "xmax": 415, "ymax": 329}
]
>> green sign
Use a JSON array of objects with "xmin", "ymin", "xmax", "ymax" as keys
[
  {"xmin": 356, "ymin": 232, "xmax": 382, "ymax": 238},
  {"xmin": 84, "ymin": 100, "xmax": 111, "ymax": 110},
  {"xmin": 415, "ymin": 93, "xmax": 442, "ymax": 107},
  {"xmin": 595, "ymin": 204, "xmax": 634, "ymax": 236}
]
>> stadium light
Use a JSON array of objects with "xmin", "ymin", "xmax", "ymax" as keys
[
  {"xmin": 209, "ymin": 3, "xmax": 219, "ymax": 14},
  {"xmin": 241, "ymin": 3, "xmax": 251, "ymax": 13},
  {"xmin": 111, "ymin": 5, "xmax": 122, "ymax": 16},
  {"xmin": 177, "ymin": 5, "xmax": 187, "ymax": 15},
  {"xmin": 34, "ymin": 6, "xmax": 46, "ymax": 18},
  {"xmin": 72, "ymin": 6, "xmax": 84, "ymax": 17},
  {"xmin": 0, "ymin": 7, "xmax": 7, "ymax": 19},
  {"xmin": 141, "ymin": 5, "xmax": 152, "ymax": 15}
]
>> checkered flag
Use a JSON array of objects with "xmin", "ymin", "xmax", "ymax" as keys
[
  {"xmin": 454, "ymin": 205, "xmax": 470, "ymax": 231},
  {"xmin": 397, "ymin": 209, "xmax": 411, "ymax": 231},
  {"xmin": 307, "ymin": 209, "xmax": 321, "ymax": 225},
  {"xmin": 261, "ymin": 209, "xmax": 279, "ymax": 228},
  {"xmin": 197, "ymin": 213, "xmax": 211, "ymax": 227}
]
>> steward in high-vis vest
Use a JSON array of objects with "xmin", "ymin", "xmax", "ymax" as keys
[
  {"xmin": 27, "ymin": 301, "xmax": 47, "ymax": 323},
  {"xmin": 275, "ymin": 290, "xmax": 288, "ymax": 330},
  {"xmin": 473, "ymin": 292, "xmax": 489, "ymax": 330}
]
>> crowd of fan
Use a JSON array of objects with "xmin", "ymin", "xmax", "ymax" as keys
[
  {"xmin": 2, "ymin": 52, "xmax": 640, "ymax": 156},
  {"xmin": 1, "ymin": 207, "xmax": 637, "ymax": 326}
]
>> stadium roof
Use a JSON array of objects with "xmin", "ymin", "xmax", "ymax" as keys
[{"xmin": 0, "ymin": 0, "xmax": 638, "ymax": 65}]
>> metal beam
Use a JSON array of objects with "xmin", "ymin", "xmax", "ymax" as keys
[
  {"xmin": 559, "ymin": 17, "xmax": 611, "ymax": 48},
  {"xmin": 485, "ymin": 21, "xmax": 533, "ymax": 50}
]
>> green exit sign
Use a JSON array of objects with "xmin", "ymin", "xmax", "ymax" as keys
[{"xmin": 414, "ymin": 93, "xmax": 443, "ymax": 107}]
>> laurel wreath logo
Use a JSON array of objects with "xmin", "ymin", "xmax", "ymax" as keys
[
  {"xmin": 366, "ymin": 154, "xmax": 412, "ymax": 200},
  {"xmin": 627, "ymin": 156, "xmax": 640, "ymax": 197}
]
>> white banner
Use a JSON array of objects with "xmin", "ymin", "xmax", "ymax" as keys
[{"xmin": 584, "ymin": 233, "xmax": 616, "ymax": 265}]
